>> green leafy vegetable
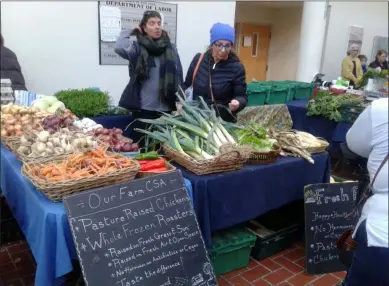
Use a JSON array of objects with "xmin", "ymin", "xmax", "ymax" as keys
[{"xmin": 55, "ymin": 89, "xmax": 111, "ymax": 118}]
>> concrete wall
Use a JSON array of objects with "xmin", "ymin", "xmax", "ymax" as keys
[{"xmin": 1, "ymin": 1, "xmax": 236, "ymax": 102}]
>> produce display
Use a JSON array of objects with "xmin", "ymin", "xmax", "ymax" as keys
[
  {"xmin": 236, "ymin": 123, "xmax": 277, "ymax": 153},
  {"xmin": 73, "ymin": 118, "xmax": 103, "ymax": 133},
  {"xmin": 17, "ymin": 128, "xmax": 99, "ymax": 159},
  {"xmin": 1, "ymin": 103, "xmax": 48, "ymax": 137},
  {"xmin": 307, "ymin": 91, "xmax": 364, "ymax": 121},
  {"xmin": 32, "ymin": 95, "xmax": 66, "ymax": 114},
  {"xmin": 42, "ymin": 113, "xmax": 78, "ymax": 133},
  {"xmin": 89, "ymin": 127, "xmax": 139, "ymax": 153},
  {"xmin": 134, "ymin": 92, "xmax": 241, "ymax": 160},
  {"xmin": 267, "ymin": 130, "xmax": 325, "ymax": 164},
  {"xmin": 24, "ymin": 146, "xmax": 136, "ymax": 183}
]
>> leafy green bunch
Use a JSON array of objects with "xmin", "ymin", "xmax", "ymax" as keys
[
  {"xmin": 307, "ymin": 90, "xmax": 363, "ymax": 121},
  {"xmin": 54, "ymin": 89, "xmax": 111, "ymax": 118},
  {"xmin": 357, "ymin": 68, "xmax": 389, "ymax": 88}
]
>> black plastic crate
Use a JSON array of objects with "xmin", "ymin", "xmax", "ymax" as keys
[{"xmin": 247, "ymin": 201, "xmax": 304, "ymax": 261}]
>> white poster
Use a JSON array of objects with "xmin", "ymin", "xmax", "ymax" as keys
[
  {"xmin": 347, "ymin": 25, "xmax": 364, "ymax": 53},
  {"xmin": 98, "ymin": 1, "xmax": 177, "ymax": 65},
  {"xmin": 100, "ymin": 6, "xmax": 122, "ymax": 42}
]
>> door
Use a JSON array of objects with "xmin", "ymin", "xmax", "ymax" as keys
[{"xmin": 237, "ymin": 24, "xmax": 271, "ymax": 82}]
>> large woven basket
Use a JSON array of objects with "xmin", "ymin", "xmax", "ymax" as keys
[
  {"xmin": 247, "ymin": 146, "xmax": 281, "ymax": 164},
  {"xmin": 21, "ymin": 155, "xmax": 140, "ymax": 202},
  {"xmin": 163, "ymin": 144, "xmax": 251, "ymax": 175},
  {"xmin": 1, "ymin": 136, "xmax": 22, "ymax": 153},
  {"xmin": 305, "ymin": 138, "xmax": 329, "ymax": 154}
]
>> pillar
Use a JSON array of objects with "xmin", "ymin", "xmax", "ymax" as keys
[{"xmin": 296, "ymin": 1, "xmax": 328, "ymax": 82}]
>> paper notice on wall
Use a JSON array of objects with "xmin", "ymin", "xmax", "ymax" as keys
[{"xmin": 100, "ymin": 6, "xmax": 121, "ymax": 42}]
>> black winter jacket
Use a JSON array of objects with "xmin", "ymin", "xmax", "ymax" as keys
[
  {"xmin": 182, "ymin": 51, "xmax": 247, "ymax": 122},
  {"xmin": 1, "ymin": 46, "xmax": 27, "ymax": 91}
]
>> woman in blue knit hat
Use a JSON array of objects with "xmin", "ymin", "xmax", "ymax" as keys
[{"xmin": 182, "ymin": 23, "xmax": 247, "ymax": 123}]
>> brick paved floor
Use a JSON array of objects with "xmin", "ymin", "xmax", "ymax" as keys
[{"xmin": 0, "ymin": 240, "xmax": 345, "ymax": 286}]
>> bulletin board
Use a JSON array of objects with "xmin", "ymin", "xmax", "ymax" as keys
[{"xmin": 98, "ymin": 1, "xmax": 177, "ymax": 65}]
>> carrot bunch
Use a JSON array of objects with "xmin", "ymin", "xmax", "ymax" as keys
[{"xmin": 27, "ymin": 146, "xmax": 137, "ymax": 183}]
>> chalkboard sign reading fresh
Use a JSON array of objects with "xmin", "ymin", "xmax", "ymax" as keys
[
  {"xmin": 304, "ymin": 182, "xmax": 359, "ymax": 275},
  {"xmin": 64, "ymin": 170, "xmax": 216, "ymax": 286}
]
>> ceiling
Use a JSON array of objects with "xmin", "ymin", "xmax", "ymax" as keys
[{"xmin": 236, "ymin": 1, "xmax": 304, "ymax": 9}]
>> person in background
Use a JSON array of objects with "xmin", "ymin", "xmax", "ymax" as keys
[
  {"xmin": 341, "ymin": 44, "xmax": 363, "ymax": 87},
  {"xmin": 114, "ymin": 11, "xmax": 183, "ymax": 147},
  {"xmin": 357, "ymin": 55, "xmax": 368, "ymax": 73},
  {"xmin": 343, "ymin": 97, "xmax": 388, "ymax": 286},
  {"xmin": 368, "ymin": 49, "xmax": 388, "ymax": 70},
  {"xmin": 181, "ymin": 23, "xmax": 247, "ymax": 123},
  {"xmin": 0, "ymin": 33, "xmax": 27, "ymax": 91}
]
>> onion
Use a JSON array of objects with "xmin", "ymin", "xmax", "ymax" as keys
[
  {"xmin": 5, "ymin": 118, "xmax": 16, "ymax": 125},
  {"xmin": 14, "ymin": 124, "xmax": 22, "ymax": 131},
  {"xmin": 5, "ymin": 125, "xmax": 15, "ymax": 133},
  {"xmin": 1, "ymin": 129, "xmax": 8, "ymax": 137},
  {"xmin": 122, "ymin": 142, "xmax": 132, "ymax": 152},
  {"xmin": 113, "ymin": 128, "xmax": 123, "ymax": 134},
  {"xmin": 99, "ymin": 135, "xmax": 111, "ymax": 142},
  {"xmin": 102, "ymin": 129, "xmax": 110, "ymax": 135},
  {"xmin": 95, "ymin": 127, "xmax": 103, "ymax": 135},
  {"xmin": 113, "ymin": 143, "xmax": 121, "ymax": 152},
  {"xmin": 131, "ymin": 143, "xmax": 139, "ymax": 151},
  {"xmin": 14, "ymin": 130, "xmax": 23, "ymax": 136}
]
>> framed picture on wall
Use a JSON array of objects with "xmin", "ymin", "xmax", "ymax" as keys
[{"xmin": 347, "ymin": 25, "xmax": 364, "ymax": 53}]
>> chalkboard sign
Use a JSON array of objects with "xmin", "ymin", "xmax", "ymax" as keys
[
  {"xmin": 64, "ymin": 170, "xmax": 217, "ymax": 286},
  {"xmin": 98, "ymin": 1, "xmax": 178, "ymax": 65},
  {"xmin": 304, "ymin": 182, "xmax": 359, "ymax": 275}
]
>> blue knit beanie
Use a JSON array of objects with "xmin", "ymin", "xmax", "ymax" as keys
[{"xmin": 210, "ymin": 23, "xmax": 235, "ymax": 45}]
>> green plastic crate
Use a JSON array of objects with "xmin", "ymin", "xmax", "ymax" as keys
[
  {"xmin": 210, "ymin": 227, "xmax": 257, "ymax": 276},
  {"xmin": 247, "ymin": 201, "xmax": 304, "ymax": 261},
  {"xmin": 266, "ymin": 84, "xmax": 288, "ymax": 105},
  {"xmin": 294, "ymin": 82, "xmax": 314, "ymax": 100},
  {"xmin": 247, "ymin": 84, "xmax": 270, "ymax": 106}
]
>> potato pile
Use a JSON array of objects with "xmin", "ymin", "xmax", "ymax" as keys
[{"xmin": 1, "ymin": 103, "xmax": 48, "ymax": 137}]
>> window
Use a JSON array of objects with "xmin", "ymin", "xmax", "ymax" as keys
[{"xmin": 252, "ymin": 32, "xmax": 259, "ymax": 57}]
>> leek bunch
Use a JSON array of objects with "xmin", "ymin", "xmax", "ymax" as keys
[{"xmin": 130, "ymin": 89, "xmax": 242, "ymax": 160}]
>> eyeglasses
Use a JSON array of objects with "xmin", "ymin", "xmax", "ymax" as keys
[{"xmin": 214, "ymin": 43, "xmax": 232, "ymax": 51}]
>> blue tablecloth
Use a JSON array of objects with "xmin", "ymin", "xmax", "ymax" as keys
[
  {"xmin": 180, "ymin": 152, "xmax": 331, "ymax": 247},
  {"xmin": 92, "ymin": 115, "xmax": 134, "ymax": 137},
  {"xmin": 287, "ymin": 99, "xmax": 337, "ymax": 142},
  {"xmin": 286, "ymin": 100, "xmax": 352, "ymax": 150},
  {"xmin": 0, "ymin": 146, "xmax": 193, "ymax": 286}
]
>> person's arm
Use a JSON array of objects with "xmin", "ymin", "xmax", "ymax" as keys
[
  {"xmin": 346, "ymin": 105, "xmax": 372, "ymax": 158},
  {"xmin": 173, "ymin": 45, "xmax": 184, "ymax": 86},
  {"xmin": 342, "ymin": 58, "xmax": 357, "ymax": 83},
  {"xmin": 114, "ymin": 30, "xmax": 137, "ymax": 61},
  {"xmin": 232, "ymin": 64, "xmax": 248, "ymax": 112},
  {"xmin": 368, "ymin": 61, "xmax": 377, "ymax": 69},
  {"xmin": 356, "ymin": 61, "xmax": 363, "ymax": 82},
  {"xmin": 181, "ymin": 53, "xmax": 201, "ymax": 91}
]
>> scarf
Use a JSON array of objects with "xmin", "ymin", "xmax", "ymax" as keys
[{"xmin": 132, "ymin": 29, "xmax": 177, "ymax": 107}]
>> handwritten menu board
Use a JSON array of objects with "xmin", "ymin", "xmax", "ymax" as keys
[
  {"xmin": 64, "ymin": 171, "xmax": 216, "ymax": 286},
  {"xmin": 304, "ymin": 182, "xmax": 359, "ymax": 275},
  {"xmin": 98, "ymin": 1, "xmax": 177, "ymax": 65}
]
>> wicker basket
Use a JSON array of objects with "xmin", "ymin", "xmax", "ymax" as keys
[
  {"xmin": 137, "ymin": 160, "xmax": 176, "ymax": 178},
  {"xmin": 247, "ymin": 146, "xmax": 281, "ymax": 164},
  {"xmin": 162, "ymin": 144, "xmax": 251, "ymax": 175},
  {"xmin": 1, "ymin": 136, "xmax": 22, "ymax": 153},
  {"xmin": 304, "ymin": 138, "xmax": 329, "ymax": 154},
  {"xmin": 21, "ymin": 155, "xmax": 140, "ymax": 202}
]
